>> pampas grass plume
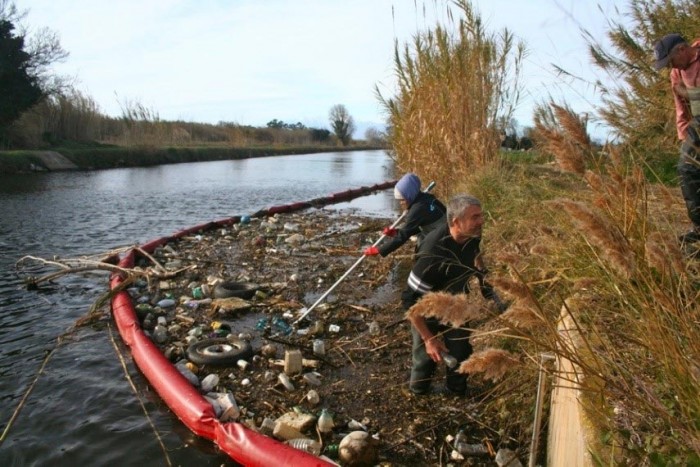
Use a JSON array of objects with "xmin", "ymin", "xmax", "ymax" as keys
[
  {"xmin": 405, "ymin": 291, "xmax": 484, "ymax": 327},
  {"xmin": 458, "ymin": 349, "xmax": 520, "ymax": 382},
  {"xmin": 500, "ymin": 304, "xmax": 542, "ymax": 329}
]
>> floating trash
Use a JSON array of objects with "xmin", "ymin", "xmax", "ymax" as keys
[
  {"xmin": 200, "ymin": 373, "xmax": 219, "ymax": 392},
  {"xmin": 286, "ymin": 438, "xmax": 321, "ymax": 456},
  {"xmin": 317, "ymin": 408, "xmax": 334, "ymax": 433}
]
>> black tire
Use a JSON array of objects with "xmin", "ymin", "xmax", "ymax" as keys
[
  {"xmin": 213, "ymin": 281, "xmax": 258, "ymax": 300},
  {"xmin": 186, "ymin": 337, "xmax": 253, "ymax": 366}
]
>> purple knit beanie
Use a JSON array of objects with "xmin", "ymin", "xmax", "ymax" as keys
[{"xmin": 394, "ymin": 173, "xmax": 421, "ymax": 204}]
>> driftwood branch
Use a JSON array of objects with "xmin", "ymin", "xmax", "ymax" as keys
[{"xmin": 16, "ymin": 253, "xmax": 195, "ymax": 289}]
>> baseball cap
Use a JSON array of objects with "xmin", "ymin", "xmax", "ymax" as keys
[{"xmin": 653, "ymin": 33, "xmax": 687, "ymax": 70}]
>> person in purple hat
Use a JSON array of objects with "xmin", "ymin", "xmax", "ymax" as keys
[
  {"xmin": 363, "ymin": 172, "xmax": 446, "ymax": 258},
  {"xmin": 653, "ymin": 33, "xmax": 700, "ymax": 248}
]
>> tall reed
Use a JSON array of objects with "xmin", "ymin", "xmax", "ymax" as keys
[
  {"xmin": 377, "ymin": 0, "xmax": 524, "ymax": 196},
  {"xmin": 459, "ymin": 101, "xmax": 700, "ymax": 463}
]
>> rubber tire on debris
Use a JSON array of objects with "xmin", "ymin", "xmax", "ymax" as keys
[
  {"xmin": 213, "ymin": 281, "xmax": 258, "ymax": 300},
  {"xmin": 186, "ymin": 338, "xmax": 253, "ymax": 366}
]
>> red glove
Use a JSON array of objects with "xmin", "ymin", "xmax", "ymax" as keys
[
  {"xmin": 363, "ymin": 246, "xmax": 380, "ymax": 256},
  {"xmin": 382, "ymin": 226, "xmax": 398, "ymax": 237}
]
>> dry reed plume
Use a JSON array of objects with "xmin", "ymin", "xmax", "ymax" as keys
[
  {"xmin": 457, "ymin": 349, "xmax": 520, "ymax": 382},
  {"xmin": 378, "ymin": 0, "xmax": 524, "ymax": 196},
  {"xmin": 533, "ymin": 102, "xmax": 590, "ymax": 175},
  {"xmin": 644, "ymin": 232, "xmax": 685, "ymax": 275},
  {"xmin": 499, "ymin": 303, "xmax": 542, "ymax": 330},
  {"xmin": 548, "ymin": 199, "xmax": 635, "ymax": 278},
  {"xmin": 405, "ymin": 291, "xmax": 487, "ymax": 327}
]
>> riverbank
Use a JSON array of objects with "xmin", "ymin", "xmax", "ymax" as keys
[{"xmin": 0, "ymin": 144, "xmax": 388, "ymax": 174}]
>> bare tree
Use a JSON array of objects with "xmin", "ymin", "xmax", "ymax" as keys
[
  {"xmin": 1, "ymin": 0, "xmax": 69, "ymax": 98},
  {"xmin": 328, "ymin": 104, "xmax": 355, "ymax": 146}
]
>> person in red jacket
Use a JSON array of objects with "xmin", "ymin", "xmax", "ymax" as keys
[
  {"xmin": 653, "ymin": 33, "xmax": 700, "ymax": 248},
  {"xmin": 363, "ymin": 173, "xmax": 446, "ymax": 258}
]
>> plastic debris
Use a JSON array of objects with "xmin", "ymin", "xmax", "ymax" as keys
[
  {"xmin": 312, "ymin": 339, "xmax": 325, "ymax": 356},
  {"xmin": 286, "ymin": 438, "xmax": 321, "ymax": 456},
  {"xmin": 302, "ymin": 372, "xmax": 321, "ymax": 387},
  {"xmin": 306, "ymin": 390, "xmax": 320, "ymax": 406},
  {"xmin": 278, "ymin": 372, "xmax": 295, "ymax": 391},
  {"xmin": 271, "ymin": 316, "xmax": 292, "ymax": 335},
  {"xmin": 317, "ymin": 408, "xmax": 334, "ymax": 433},
  {"xmin": 441, "ymin": 352, "xmax": 459, "ymax": 369},
  {"xmin": 200, "ymin": 373, "xmax": 220, "ymax": 392},
  {"xmin": 156, "ymin": 298, "xmax": 176, "ymax": 308}
]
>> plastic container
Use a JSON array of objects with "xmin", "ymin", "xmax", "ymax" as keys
[
  {"xmin": 200, "ymin": 373, "xmax": 219, "ymax": 392},
  {"xmin": 317, "ymin": 408, "xmax": 334, "ymax": 433},
  {"xmin": 271, "ymin": 316, "xmax": 292, "ymax": 335},
  {"xmin": 175, "ymin": 363, "xmax": 200, "ymax": 387},
  {"xmin": 312, "ymin": 339, "xmax": 326, "ymax": 356},
  {"xmin": 286, "ymin": 438, "xmax": 322, "ymax": 456},
  {"xmin": 441, "ymin": 352, "xmax": 458, "ymax": 369},
  {"xmin": 278, "ymin": 372, "xmax": 295, "ymax": 391},
  {"xmin": 302, "ymin": 372, "xmax": 321, "ymax": 387},
  {"xmin": 152, "ymin": 324, "xmax": 168, "ymax": 344},
  {"xmin": 217, "ymin": 392, "xmax": 240, "ymax": 422},
  {"xmin": 156, "ymin": 298, "xmax": 176, "ymax": 308},
  {"xmin": 454, "ymin": 430, "xmax": 489, "ymax": 457},
  {"xmin": 306, "ymin": 389, "xmax": 320, "ymax": 405}
]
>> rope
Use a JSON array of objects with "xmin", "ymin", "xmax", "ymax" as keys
[
  {"xmin": 0, "ymin": 344, "xmax": 57, "ymax": 445},
  {"xmin": 107, "ymin": 322, "xmax": 173, "ymax": 467},
  {"xmin": 0, "ymin": 280, "xmax": 132, "ymax": 448}
]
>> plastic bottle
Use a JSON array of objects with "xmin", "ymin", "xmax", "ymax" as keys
[
  {"xmin": 153, "ymin": 324, "xmax": 168, "ymax": 344},
  {"xmin": 272, "ymin": 316, "xmax": 292, "ymax": 335},
  {"xmin": 175, "ymin": 363, "xmax": 200, "ymax": 387},
  {"xmin": 454, "ymin": 431, "xmax": 489, "ymax": 457},
  {"xmin": 324, "ymin": 444, "xmax": 339, "ymax": 459},
  {"xmin": 255, "ymin": 317, "xmax": 270, "ymax": 331},
  {"xmin": 303, "ymin": 372, "xmax": 321, "ymax": 387},
  {"xmin": 237, "ymin": 359, "xmax": 249, "ymax": 371},
  {"xmin": 286, "ymin": 438, "xmax": 322, "ymax": 456},
  {"xmin": 217, "ymin": 392, "xmax": 240, "ymax": 422},
  {"xmin": 156, "ymin": 298, "xmax": 176, "ymax": 308},
  {"xmin": 200, "ymin": 373, "xmax": 219, "ymax": 392},
  {"xmin": 312, "ymin": 339, "xmax": 326, "ymax": 356},
  {"xmin": 441, "ymin": 351, "xmax": 459, "ymax": 369},
  {"xmin": 317, "ymin": 408, "xmax": 334, "ymax": 433},
  {"xmin": 278, "ymin": 372, "xmax": 295, "ymax": 391}
]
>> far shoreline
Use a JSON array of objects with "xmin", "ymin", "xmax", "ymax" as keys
[{"xmin": 0, "ymin": 144, "xmax": 389, "ymax": 174}]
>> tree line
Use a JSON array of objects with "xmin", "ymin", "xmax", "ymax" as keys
[{"xmin": 0, "ymin": 1, "xmax": 380, "ymax": 150}]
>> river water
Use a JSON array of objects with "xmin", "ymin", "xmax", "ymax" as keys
[{"xmin": 0, "ymin": 150, "xmax": 397, "ymax": 466}]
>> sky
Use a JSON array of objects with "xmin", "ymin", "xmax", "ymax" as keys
[{"xmin": 16, "ymin": 0, "xmax": 632, "ymax": 140}]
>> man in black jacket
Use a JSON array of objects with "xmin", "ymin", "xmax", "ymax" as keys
[
  {"xmin": 402, "ymin": 194, "xmax": 497, "ymax": 396},
  {"xmin": 363, "ymin": 173, "xmax": 446, "ymax": 257}
]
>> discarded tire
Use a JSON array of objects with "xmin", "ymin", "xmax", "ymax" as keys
[
  {"xmin": 213, "ymin": 281, "xmax": 258, "ymax": 300},
  {"xmin": 186, "ymin": 338, "xmax": 253, "ymax": 366}
]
